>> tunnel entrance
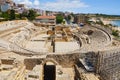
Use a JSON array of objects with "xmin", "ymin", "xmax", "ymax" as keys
[{"xmin": 44, "ymin": 62, "xmax": 56, "ymax": 80}]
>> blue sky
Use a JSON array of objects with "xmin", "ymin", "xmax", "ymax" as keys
[{"xmin": 14, "ymin": 0, "xmax": 120, "ymax": 15}]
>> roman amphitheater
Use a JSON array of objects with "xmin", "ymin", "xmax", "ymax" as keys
[{"xmin": 0, "ymin": 20, "xmax": 120, "ymax": 80}]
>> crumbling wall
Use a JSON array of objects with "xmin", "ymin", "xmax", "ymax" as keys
[
  {"xmin": 96, "ymin": 48, "xmax": 120, "ymax": 80},
  {"xmin": 24, "ymin": 53, "xmax": 81, "ymax": 70},
  {"xmin": 24, "ymin": 58, "xmax": 43, "ymax": 70},
  {"xmin": 1, "ymin": 59, "xmax": 14, "ymax": 65},
  {"xmin": 47, "ymin": 53, "xmax": 81, "ymax": 67}
]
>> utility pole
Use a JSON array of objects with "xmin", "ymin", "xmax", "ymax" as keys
[
  {"xmin": 51, "ymin": 37, "xmax": 55, "ymax": 52},
  {"xmin": 51, "ymin": 27, "xmax": 55, "ymax": 52}
]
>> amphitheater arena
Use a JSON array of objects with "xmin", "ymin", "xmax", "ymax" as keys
[{"xmin": 0, "ymin": 20, "xmax": 120, "ymax": 80}]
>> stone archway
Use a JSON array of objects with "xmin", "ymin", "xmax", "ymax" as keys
[
  {"xmin": 42, "ymin": 58, "xmax": 58, "ymax": 80},
  {"xmin": 42, "ymin": 58, "xmax": 59, "ymax": 66}
]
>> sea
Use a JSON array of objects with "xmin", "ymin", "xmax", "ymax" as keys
[{"xmin": 111, "ymin": 20, "xmax": 120, "ymax": 27}]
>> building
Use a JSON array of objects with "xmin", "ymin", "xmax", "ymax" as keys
[
  {"xmin": 74, "ymin": 14, "xmax": 88, "ymax": 24},
  {"xmin": 35, "ymin": 15, "xmax": 56, "ymax": 25},
  {"xmin": 35, "ymin": 10, "xmax": 56, "ymax": 25},
  {"xmin": 14, "ymin": 4, "xmax": 26, "ymax": 13},
  {"xmin": 0, "ymin": 0, "xmax": 5, "ymax": 5},
  {"xmin": 0, "ymin": 0, "xmax": 26, "ymax": 13},
  {"xmin": 0, "ymin": 0, "xmax": 14, "ymax": 12}
]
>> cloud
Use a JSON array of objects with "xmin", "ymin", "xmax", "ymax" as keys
[
  {"xmin": 34, "ymin": 0, "xmax": 40, "ymax": 6},
  {"xmin": 13, "ymin": 0, "xmax": 40, "ymax": 8},
  {"xmin": 33, "ymin": 0, "xmax": 40, "ymax": 8},
  {"xmin": 13, "ymin": 0, "xmax": 89, "ymax": 12},
  {"xmin": 41, "ymin": 0, "xmax": 89, "ymax": 12}
]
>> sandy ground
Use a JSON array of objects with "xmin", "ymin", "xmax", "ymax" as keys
[{"xmin": 102, "ymin": 20, "xmax": 112, "ymax": 25}]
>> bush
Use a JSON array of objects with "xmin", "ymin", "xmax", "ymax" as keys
[{"xmin": 112, "ymin": 30, "xmax": 119, "ymax": 37}]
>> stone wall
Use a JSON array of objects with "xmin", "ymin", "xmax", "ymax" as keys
[
  {"xmin": 47, "ymin": 53, "xmax": 81, "ymax": 68},
  {"xmin": 0, "ymin": 20, "xmax": 28, "ymax": 32},
  {"xmin": 24, "ymin": 53, "xmax": 81, "ymax": 70},
  {"xmin": 1, "ymin": 59, "xmax": 14, "ymax": 65},
  {"xmin": 22, "ymin": 45, "xmax": 120, "ymax": 80},
  {"xmin": 96, "ymin": 48, "xmax": 120, "ymax": 80},
  {"xmin": 74, "ymin": 65, "xmax": 82, "ymax": 80},
  {"xmin": 24, "ymin": 58, "xmax": 43, "ymax": 70}
]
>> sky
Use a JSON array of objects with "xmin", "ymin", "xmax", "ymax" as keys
[{"xmin": 13, "ymin": 0, "xmax": 120, "ymax": 15}]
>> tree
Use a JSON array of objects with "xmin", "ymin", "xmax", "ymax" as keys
[
  {"xmin": 96, "ymin": 20, "xmax": 104, "ymax": 25},
  {"xmin": 112, "ymin": 30, "xmax": 119, "ymax": 37},
  {"xmin": 9, "ymin": 9, "xmax": 15, "ymax": 20},
  {"xmin": 65, "ymin": 15, "xmax": 71, "ymax": 21},
  {"xmin": 0, "ymin": 7, "xmax": 1, "ymax": 12},
  {"xmin": 27, "ymin": 10, "xmax": 36, "ymax": 21},
  {"xmin": 19, "ymin": 13, "xmax": 22, "ymax": 19},
  {"xmin": 68, "ymin": 15, "xmax": 71, "ymax": 21},
  {"xmin": 15, "ymin": 13, "xmax": 21, "ymax": 19},
  {"xmin": 21, "ymin": 11, "xmax": 28, "ymax": 18},
  {"xmin": 1, "ymin": 12, "xmax": 9, "ymax": 20},
  {"xmin": 63, "ymin": 20, "xmax": 65, "ymax": 24},
  {"xmin": 70, "ymin": 13, "xmax": 75, "ymax": 17},
  {"xmin": 56, "ymin": 14, "xmax": 63, "ymax": 24}
]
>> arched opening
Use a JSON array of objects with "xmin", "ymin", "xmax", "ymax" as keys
[{"xmin": 44, "ymin": 61, "xmax": 56, "ymax": 80}]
